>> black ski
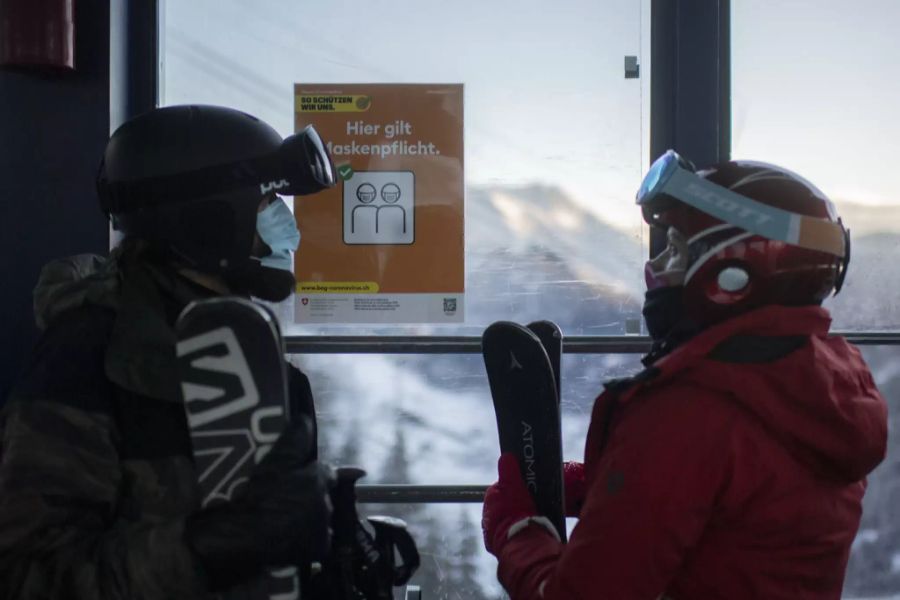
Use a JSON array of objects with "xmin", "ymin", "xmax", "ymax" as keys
[
  {"xmin": 526, "ymin": 320, "xmax": 563, "ymax": 404},
  {"xmin": 482, "ymin": 321, "xmax": 567, "ymax": 542},
  {"xmin": 177, "ymin": 297, "xmax": 304, "ymax": 600}
]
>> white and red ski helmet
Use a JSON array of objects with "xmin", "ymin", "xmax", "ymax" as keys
[{"xmin": 637, "ymin": 150, "xmax": 850, "ymax": 326}]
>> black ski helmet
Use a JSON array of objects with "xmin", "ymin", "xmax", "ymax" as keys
[{"xmin": 97, "ymin": 104, "xmax": 335, "ymax": 275}]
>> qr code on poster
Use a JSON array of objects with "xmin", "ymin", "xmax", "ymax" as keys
[{"xmin": 443, "ymin": 298, "xmax": 457, "ymax": 314}]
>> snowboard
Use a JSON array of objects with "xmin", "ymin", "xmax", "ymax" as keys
[
  {"xmin": 176, "ymin": 297, "xmax": 303, "ymax": 600},
  {"xmin": 482, "ymin": 321, "xmax": 567, "ymax": 542}
]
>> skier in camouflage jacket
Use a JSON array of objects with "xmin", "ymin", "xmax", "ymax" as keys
[{"xmin": 0, "ymin": 105, "xmax": 338, "ymax": 598}]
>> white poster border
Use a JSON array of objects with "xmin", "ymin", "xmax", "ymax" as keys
[{"xmin": 294, "ymin": 293, "xmax": 464, "ymax": 324}]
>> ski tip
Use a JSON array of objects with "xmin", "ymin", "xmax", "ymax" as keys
[
  {"xmin": 481, "ymin": 321, "xmax": 541, "ymax": 356},
  {"xmin": 177, "ymin": 296, "xmax": 279, "ymax": 328},
  {"xmin": 482, "ymin": 321, "xmax": 541, "ymax": 338},
  {"xmin": 526, "ymin": 320, "xmax": 563, "ymax": 339},
  {"xmin": 483, "ymin": 320, "xmax": 522, "ymax": 334},
  {"xmin": 175, "ymin": 296, "xmax": 285, "ymax": 356},
  {"xmin": 481, "ymin": 321, "xmax": 544, "ymax": 356}
]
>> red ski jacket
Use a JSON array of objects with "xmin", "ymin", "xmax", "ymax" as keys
[{"xmin": 496, "ymin": 305, "xmax": 887, "ymax": 600}]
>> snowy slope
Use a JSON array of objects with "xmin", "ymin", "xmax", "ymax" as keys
[{"xmin": 466, "ymin": 183, "xmax": 645, "ymax": 301}]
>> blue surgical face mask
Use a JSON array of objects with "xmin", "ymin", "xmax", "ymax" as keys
[{"xmin": 256, "ymin": 197, "xmax": 301, "ymax": 272}]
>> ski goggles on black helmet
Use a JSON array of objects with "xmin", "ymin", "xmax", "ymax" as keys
[
  {"xmin": 99, "ymin": 124, "xmax": 336, "ymax": 215},
  {"xmin": 636, "ymin": 149, "xmax": 848, "ymax": 259},
  {"xmin": 275, "ymin": 125, "xmax": 336, "ymax": 196}
]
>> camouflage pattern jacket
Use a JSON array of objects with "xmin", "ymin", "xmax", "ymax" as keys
[{"xmin": 0, "ymin": 246, "xmax": 315, "ymax": 599}]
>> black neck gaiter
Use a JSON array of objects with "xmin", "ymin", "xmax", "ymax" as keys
[
  {"xmin": 225, "ymin": 262, "xmax": 296, "ymax": 302},
  {"xmin": 641, "ymin": 286, "xmax": 701, "ymax": 366},
  {"xmin": 642, "ymin": 286, "xmax": 685, "ymax": 341}
]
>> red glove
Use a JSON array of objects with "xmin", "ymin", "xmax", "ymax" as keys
[
  {"xmin": 563, "ymin": 461, "xmax": 587, "ymax": 517},
  {"xmin": 482, "ymin": 453, "xmax": 560, "ymax": 557}
]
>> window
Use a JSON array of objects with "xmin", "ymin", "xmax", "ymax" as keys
[
  {"xmin": 163, "ymin": 0, "xmax": 649, "ymax": 336},
  {"xmin": 733, "ymin": 1, "xmax": 900, "ymax": 595},
  {"xmin": 165, "ymin": 1, "xmax": 647, "ymax": 597},
  {"xmin": 732, "ymin": 0, "xmax": 900, "ymax": 331}
]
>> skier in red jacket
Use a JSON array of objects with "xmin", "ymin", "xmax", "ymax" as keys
[{"xmin": 482, "ymin": 151, "xmax": 888, "ymax": 599}]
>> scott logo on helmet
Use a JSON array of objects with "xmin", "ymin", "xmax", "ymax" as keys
[
  {"xmin": 685, "ymin": 181, "xmax": 773, "ymax": 228},
  {"xmin": 260, "ymin": 179, "xmax": 291, "ymax": 195}
]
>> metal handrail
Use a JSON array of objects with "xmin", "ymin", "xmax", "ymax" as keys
[
  {"xmin": 356, "ymin": 484, "xmax": 487, "ymax": 504},
  {"xmin": 285, "ymin": 332, "xmax": 900, "ymax": 354},
  {"xmin": 296, "ymin": 331, "xmax": 899, "ymax": 504}
]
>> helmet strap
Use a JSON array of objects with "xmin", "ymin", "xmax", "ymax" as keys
[{"xmin": 224, "ymin": 261, "xmax": 296, "ymax": 302}]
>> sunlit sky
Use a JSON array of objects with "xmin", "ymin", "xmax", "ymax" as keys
[
  {"xmin": 164, "ymin": 0, "xmax": 899, "ymax": 230},
  {"xmin": 732, "ymin": 0, "xmax": 900, "ymax": 209},
  {"xmin": 163, "ymin": 0, "xmax": 647, "ymax": 230}
]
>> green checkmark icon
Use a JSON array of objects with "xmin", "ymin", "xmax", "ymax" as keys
[{"xmin": 337, "ymin": 164, "xmax": 354, "ymax": 181}]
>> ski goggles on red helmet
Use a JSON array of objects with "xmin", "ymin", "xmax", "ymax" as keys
[
  {"xmin": 99, "ymin": 124, "xmax": 336, "ymax": 214},
  {"xmin": 636, "ymin": 149, "xmax": 848, "ymax": 259}
]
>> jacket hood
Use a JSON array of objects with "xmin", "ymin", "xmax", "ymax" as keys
[
  {"xmin": 654, "ymin": 305, "xmax": 887, "ymax": 483},
  {"xmin": 33, "ymin": 253, "xmax": 121, "ymax": 330},
  {"xmin": 32, "ymin": 243, "xmax": 218, "ymax": 403}
]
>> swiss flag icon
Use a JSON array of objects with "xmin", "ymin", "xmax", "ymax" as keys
[{"xmin": 301, "ymin": 298, "xmax": 309, "ymax": 305}]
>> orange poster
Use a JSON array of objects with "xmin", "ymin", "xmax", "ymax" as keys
[{"xmin": 293, "ymin": 84, "xmax": 464, "ymax": 323}]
